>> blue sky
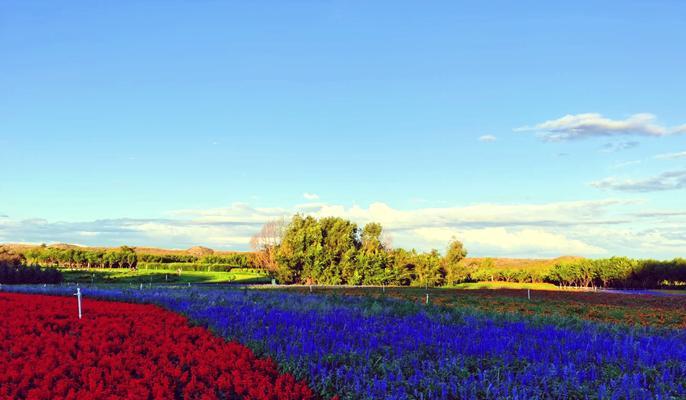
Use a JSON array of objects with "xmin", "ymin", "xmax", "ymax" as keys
[{"xmin": 1, "ymin": 1, "xmax": 685, "ymax": 258}]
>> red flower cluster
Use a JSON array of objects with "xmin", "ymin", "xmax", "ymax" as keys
[{"xmin": 0, "ymin": 292, "xmax": 318, "ymax": 400}]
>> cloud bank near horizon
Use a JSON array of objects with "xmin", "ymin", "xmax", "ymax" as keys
[
  {"xmin": 591, "ymin": 170, "xmax": 686, "ymax": 192},
  {"xmin": 2, "ymin": 199, "xmax": 685, "ymax": 259}
]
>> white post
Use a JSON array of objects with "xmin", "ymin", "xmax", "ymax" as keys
[
  {"xmin": 527, "ymin": 289, "xmax": 531, "ymax": 300},
  {"xmin": 382, "ymin": 284, "xmax": 385, "ymax": 293},
  {"xmin": 140, "ymin": 283, "xmax": 143, "ymax": 290},
  {"xmin": 309, "ymin": 285, "xmax": 312, "ymax": 293},
  {"xmin": 425, "ymin": 293, "xmax": 429, "ymax": 304},
  {"xmin": 74, "ymin": 288, "xmax": 82, "ymax": 319}
]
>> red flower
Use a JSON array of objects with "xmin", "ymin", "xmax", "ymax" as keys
[{"xmin": 0, "ymin": 293, "xmax": 321, "ymax": 400}]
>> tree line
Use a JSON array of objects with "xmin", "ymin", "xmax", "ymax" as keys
[
  {"xmin": 21, "ymin": 246, "xmax": 254, "ymax": 270},
  {"xmin": 443, "ymin": 257, "xmax": 686, "ymax": 289},
  {"xmin": 138, "ymin": 253, "xmax": 251, "ymax": 266},
  {"xmin": 546, "ymin": 257, "xmax": 686, "ymax": 289},
  {"xmin": 252, "ymin": 215, "xmax": 686, "ymax": 289},
  {"xmin": 24, "ymin": 245, "xmax": 138, "ymax": 269},
  {"xmin": 251, "ymin": 215, "xmax": 467, "ymax": 286}
]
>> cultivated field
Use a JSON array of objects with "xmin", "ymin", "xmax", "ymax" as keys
[{"xmin": 2, "ymin": 284, "xmax": 685, "ymax": 399}]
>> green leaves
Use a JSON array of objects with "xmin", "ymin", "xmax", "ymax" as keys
[{"xmin": 271, "ymin": 215, "xmax": 462, "ymax": 287}]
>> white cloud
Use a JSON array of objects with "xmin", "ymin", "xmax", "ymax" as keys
[
  {"xmin": 132, "ymin": 221, "xmax": 254, "ymax": 248},
  {"xmin": 2, "ymin": 199, "xmax": 686, "ymax": 258},
  {"xmin": 591, "ymin": 170, "xmax": 686, "ymax": 192},
  {"xmin": 478, "ymin": 135, "xmax": 497, "ymax": 142},
  {"xmin": 170, "ymin": 202, "xmax": 289, "ymax": 223},
  {"xmin": 303, "ymin": 192, "xmax": 320, "ymax": 200},
  {"xmin": 655, "ymin": 151, "xmax": 686, "ymax": 160},
  {"xmin": 412, "ymin": 227, "xmax": 605, "ymax": 256},
  {"xmin": 303, "ymin": 200, "xmax": 632, "ymax": 230},
  {"xmin": 518, "ymin": 113, "xmax": 686, "ymax": 141}
]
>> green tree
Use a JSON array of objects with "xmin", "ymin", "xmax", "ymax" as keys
[{"xmin": 442, "ymin": 239, "xmax": 470, "ymax": 284}]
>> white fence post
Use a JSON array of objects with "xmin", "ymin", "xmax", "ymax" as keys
[{"xmin": 74, "ymin": 287, "xmax": 82, "ymax": 319}]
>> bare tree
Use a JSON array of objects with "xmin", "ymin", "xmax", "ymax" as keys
[{"xmin": 250, "ymin": 218, "xmax": 287, "ymax": 273}]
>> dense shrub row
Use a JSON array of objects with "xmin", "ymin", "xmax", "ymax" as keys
[
  {"xmin": 138, "ymin": 262, "xmax": 242, "ymax": 272},
  {"xmin": 20, "ymin": 246, "xmax": 255, "ymax": 270},
  {"xmin": 546, "ymin": 257, "xmax": 686, "ymax": 288},
  {"xmin": 198, "ymin": 253, "xmax": 252, "ymax": 267},
  {"xmin": 23, "ymin": 245, "xmax": 138, "ymax": 269},
  {"xmin": 138, "ymin": 253, "xmax": 197, "ymax": 263},
  {"xmin": 0, "ymin": 263, "xmax": 62, "ymax": 284}
]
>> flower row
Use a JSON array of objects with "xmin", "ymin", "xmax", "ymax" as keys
[{"xmin": 0, "ymin": 292, "xmax": 319, "ymax": 400}]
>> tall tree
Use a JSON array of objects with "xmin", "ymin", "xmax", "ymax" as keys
[{"xmin": 443, "ymin": 238, "xmax": 470, "ymax": 284}]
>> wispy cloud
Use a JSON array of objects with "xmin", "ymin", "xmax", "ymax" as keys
[
  {"xmin": 591, "ymin": 170, "xmax": 686, "ymax": 192},
  {"xmin": 303, "ymin": 192, "xmax": 320, "ymax": 200},
  {"xmin": 517, "ymin": 113, "xmax": 686, "ymax": 141},
  {"xmin": 478, "ymin": 135, "xmax": 497, "ymax": 142},
  {"xmin": 611, "ymin": 160, "xmax": 642, "ymax": 169},
  {"xmin": 602, "ymin": 141, "xmax": 639, "ymax": 152},
  {"xmin": 654, "ymin": 151, "xmax": 686, "ymax": 160}
]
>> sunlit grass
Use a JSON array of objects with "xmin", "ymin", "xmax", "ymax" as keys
[
  {"xmin": 448, "ymin": 281, "xmax": 561, "ymax": 290},
  {"xmin": 60, "ymin": 268, "xmax": 270, "ymax": 284}
]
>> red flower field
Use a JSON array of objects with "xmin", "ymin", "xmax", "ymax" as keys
[{"xmin": 0, "ymin": 292, "xmax": 317, "ymax": 400}]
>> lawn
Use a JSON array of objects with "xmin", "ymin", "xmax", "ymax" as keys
[
  {"xmin": 60, "ymin": 268, "xmax": 271, "ymax": 284},
  {"xmin": 449, "ymin": 281, "xmax": 560, "ymax": 290}
]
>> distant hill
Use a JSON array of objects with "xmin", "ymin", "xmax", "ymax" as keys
[{"xmin": 1, "ymin": 243, "xmax": 251, "ymax": 256}]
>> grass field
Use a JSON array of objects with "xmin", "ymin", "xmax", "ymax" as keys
[
  {"xmin": 449, "ymin": 281, "xmax": 560, "ymax": 290},
  {"xmin": 60, "ymin": 268, "xmax": 270, "ymax": 284},
  {"xmin": 274, "ymin": 285, "xmax": 686, "ymax": 329}
]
